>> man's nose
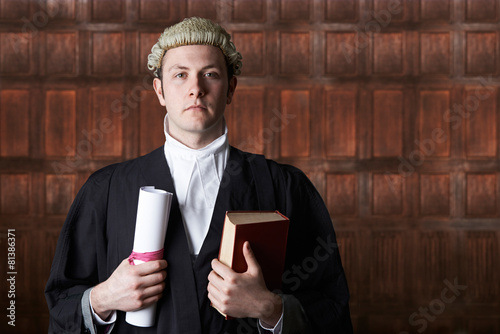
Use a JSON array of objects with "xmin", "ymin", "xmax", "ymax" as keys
[{"xmin": 189, "ymin": 76, "xmax": 205, "ymax": 97}]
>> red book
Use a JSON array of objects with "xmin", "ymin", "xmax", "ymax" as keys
[{"xmin": 215, "ymin": 211, "xmax": 290, "ymax": 318}]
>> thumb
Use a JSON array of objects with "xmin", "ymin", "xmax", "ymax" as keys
[{"xmin": 242, "ymin": 241, "xmax": 261, "ymax": 274}]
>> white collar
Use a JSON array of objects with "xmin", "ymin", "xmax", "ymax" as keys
[
  {"xmin": 163, "ymin": 113, "xmax": 228, "ymax": 158},
  {"xmin": 162, "ymin": 113, "xmax": 230, "ymax": 256}
]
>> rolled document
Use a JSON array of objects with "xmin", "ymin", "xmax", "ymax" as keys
[{"xmin": 125, "ymin": 186, "xmax": 173, "ymax": 327}]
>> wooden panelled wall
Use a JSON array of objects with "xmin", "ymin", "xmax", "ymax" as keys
[{"xmin": 0, "ymin": 0, "xmax": 499, "ymax": 333}]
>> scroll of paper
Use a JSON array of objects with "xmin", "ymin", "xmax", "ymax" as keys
[{"xmin": 125, "ymin": 186, "xmax": 173, "ymax": 327}]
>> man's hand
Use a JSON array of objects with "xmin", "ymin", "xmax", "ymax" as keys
[
  {"xmin": 207, "ymin": 241, "xmax": 282, "ymax": 327},
  {"xmin": 91, "ymin": 258, "xmax": 167, "ymax": 320}
]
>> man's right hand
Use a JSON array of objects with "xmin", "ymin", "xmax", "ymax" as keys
[{"xmin": 90, "ymin": 258, "xmax": 167, "ymax": 320}]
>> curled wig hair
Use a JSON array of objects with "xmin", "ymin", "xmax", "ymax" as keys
[{"xmin": 147, "ymin": 17, "xmax": 242, "ymax": 78}]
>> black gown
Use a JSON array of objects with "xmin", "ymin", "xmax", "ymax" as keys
[{"xmin": 45, "ymin": 146, "xmax": 353, "ymax": 333}]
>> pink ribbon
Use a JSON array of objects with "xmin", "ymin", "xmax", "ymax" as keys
[{"xmin": 128, "ymin": 248, "xmax": 164, "ymax": 265}]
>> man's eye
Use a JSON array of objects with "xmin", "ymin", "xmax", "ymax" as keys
[
  {"xmin": 175, "ymin": 73, "xmax": 185, "ymax": 78},
  {"xmin": 204, "ymin": 72, "xmax": 218, "ymax": 78}
]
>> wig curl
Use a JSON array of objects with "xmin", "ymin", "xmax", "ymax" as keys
[{"xmin": 147, "ymin": 17, "xmax": 242, "ymax": 77}]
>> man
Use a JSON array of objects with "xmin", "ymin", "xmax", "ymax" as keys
[{"xmin": 45, "ymin": 17, "xmax": 352, "ymax": 334}]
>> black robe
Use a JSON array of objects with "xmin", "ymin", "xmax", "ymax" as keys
[{"xmin": 45, "ymin": 146, "xmax": 353, "ymax": 333}]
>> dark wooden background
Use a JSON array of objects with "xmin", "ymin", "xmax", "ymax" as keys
[{"xmin": 0, "ymin": 0, "xmax": 499, "ymax": 333}]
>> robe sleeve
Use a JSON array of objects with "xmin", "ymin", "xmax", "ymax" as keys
[
  {"xmin": 275, "ymin": 164, "xmax": 353, "ymax": 334},
  {"xmin": 45, "ymin": 166, "xmax": 115, "ymax": 334}
]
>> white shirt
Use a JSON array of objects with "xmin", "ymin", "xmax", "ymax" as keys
[{"xmin": 163, "ymin": 114, "xmax": 229, "ymax": 256}]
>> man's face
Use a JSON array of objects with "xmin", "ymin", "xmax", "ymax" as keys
[{"xmin": 153, "ymin": 45, "xmax": 237, "ymax": 148}]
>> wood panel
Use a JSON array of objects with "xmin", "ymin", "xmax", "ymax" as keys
[
  {"xmin": 45, "ymin": 32, "xmax": 77, "ymax": 75},
  {"xmin": 372, "ymin": 173, "xmax": 404, "ymax": 215},
  {"xmin": 91, "ymin": 32, "xmax": 124, "ymax": 75},
  {"xmin": 0, "ymin": 0, "xmax": 29, "ymax": 20},
  {"xmin": 373, "ymin": 0, "xmax": 406, "ymax": 22},
  {"xmin": 232, "ymin": 32, "xmax": 265, "ymax": 76},
  {"xmin": 226, "ymin": 89, "xmax": 264, "ymax": 154},
  {"xmin": 465, "ymin": 88, "xmax": 497, "ymax": 157},
  {"xmin": 466, "ymin": 318, "xmax": 500, "ymax": 333},
  {"xmin": 90, "ymin": 0, "xmax": 124, "ymax": 21},
  {"xmin": 0, "ymin": 32, "xmax": 31, "ymax": 74},
  {"xmin": 465, "ymin": 0, "xmax": 498, "ymax": 21},
  {"xmin": 280, "ymin": 0, "xmax": 310, "ymax": 21},
  {"xmin": 424, "ymin": 319, "xmax": 455, "ymax": 334},
  {"xmin": 45, "ymin": 174, "xmax": 75, "ymax": 215},
  {"xmin": 417, "ymin": 231, "xmax": 454, "ymax": 299},
  {"xmin": 232, "ymin": 0, "xmax": 266, "ymax": 22},
  {"xmin": 324, "ymin": 89, "xmax": 356, "ymax": 157},
  {"xmin": 466, "ymin": 173, "xmax": 497, "ymax": 216},
  {"xmin": 336, "ymin": 231, "xmax": 359, "ymax": 304},
  {"xmin": 90, "ymin": 89, "xmax": 123, "ymax": 157},
  {"xmin": 45, "ymin": 90, "xmax": 76, "ymax": 157},
  {"xmin": 138, "ymin": 0, "xmax": 173, "ymax": 21},
  {"xmin": 279, "ymin": 32, "xmax": 310, "ymax": 75},
  {"xmin": 139, "ymin": 90, "xmax": 165, "ymax": 156},
  {"xmin": 465, "ymin": 231, "xmax": 499, "ymax": 302},
  {"xmin": 0, "ymin": 90, "xmax": 30, "ymax": 157},
  {"xmin": 0, "ymin": 1, "xmax": 499, "ymax": 332},
  {"xmin": 419, "ymin": 90, "xmax": 450, "ymax": 157},
  {"xmin": 326, "ymin": 173, "xmax": 357, "ymax": 216},
  {"xmin": 187, "ymin": 0, "xmax": 217, "ymax": 20},
  {"xmin": 372, "ymin": 90, "xmax": 403, "ymax": 157},
  {"xmin": 0, "ymin": 174, "xmax": 29, "ymax": 214},
  {"xmin": 368, "ymin": 317, "xmax": 415, "ymax": 334},
  {"xmin": 280, "ymin": 90, "xmax": 310, "ymax": 157},
  {"xmin": 419, "ymin": 0, "xmax": 451, "ymax": 21},
  {"xmin": 372, "ymin": 32, "xmax": 405, "ymax": 75},
  {"xmin": 370, "ymin": 231, "xmax": 405, "ymax": 300},
  {"xmin": 324, "ymin": 0, "xmax": 358, "ymax": 22},
  {"xmin": 325, "ymin": 32, "xmax": 357, "ymax": 75},
  {"xmin": 420, "ymin": 174, "xmax": 450, "ymax": 216},
  {"xmin": 46, "ymin": 0, "xmax": 76, "ymax": 21},
  {"xmin": 419, "ymin": 32, "xmax": 451, "ymax": 75},
  {"xmin": 465, "ymin": 31, "xmax": 497, "ymax": 75}
]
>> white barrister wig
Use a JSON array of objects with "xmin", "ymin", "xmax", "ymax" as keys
[{"xmin": 147, "ymin": 17, "xmax": 242, "ymax": 77}]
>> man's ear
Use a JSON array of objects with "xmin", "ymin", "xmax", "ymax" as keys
[
  {"xmin": 153, "ymin": 77, "xmax": 166, "ymax": 106},
  {"xmin": 226, "ymin": 76, "xmax": 237, "ymax": 105}
]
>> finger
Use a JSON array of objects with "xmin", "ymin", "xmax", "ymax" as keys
[
  {"xmin": 211, "ymin": 258, "xmax": 234, "ymax": 278},
  {"xmin": 242, "ymin": 241, "xmax": 261, "ymax": 275},
  {"xmin": 207, "ymin": 269, "xmax": 226, "ymax": 294},
  {"xmin": 207, "ymin": 283, "xmax": 223, "ymax": 311},
  {"xmin": 207, "ymin": 281, "xmax": 220, "ymax": 300},
  {"xmin": 139, "ymin": 292, "xmax": 164, "ymax": 310},
  {"xmin": 134, "ymin": 259, "xmax": 168, "ymax": 275},
  {"xmin": 207, "ymin": 269, "xmax": 221, "ymax": 284},
  {"xmin": 142, "ymin": 281, "xmax": 166, "ymax": 299},
  {"xmin": 140, "ymin": 269, "xmax": 167, "ymax": 288}
]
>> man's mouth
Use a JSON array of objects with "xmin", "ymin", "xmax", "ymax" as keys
[{"xmin": 186, "ymin": 104, "xmax": 207, "ymax": 111}]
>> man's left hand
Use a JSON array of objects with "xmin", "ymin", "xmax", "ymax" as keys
[{"xmin": 207, "ymin": 241, "xmax": 282, "ymax": 327}]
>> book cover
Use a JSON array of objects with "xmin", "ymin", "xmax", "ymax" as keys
[{"xmin": 216, "ymin": 210, "xmax": 290, "ymax": 318}]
